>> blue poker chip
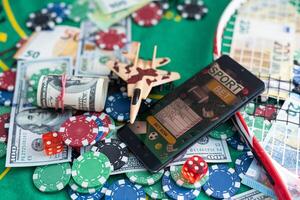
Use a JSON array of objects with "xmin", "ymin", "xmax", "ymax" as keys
[
  {"xmin": 203, "ymin": 164, "xmax": 241, "ymax": 199},
  {"xmin": 105, "ymin": 179, "xmax": 146, "ymax": 200},
  {"xmin": 226, "ymin": 133, "xmax": 250, "ymax": 151},
  {"xmin": 162, "ymin": 171, "xmax": 201, "ymax": 200},
  {"xmin": 68, "ymin": 185, "xmax": 106, "ymax": 200},
  {"xmin": 47, "ymin": 2, "xmax": 71, "ymax": 22},
  {"xmin": 105, "ymin": 92, "xmax": 130, "ymax": 122},
  {"xmin": 90, "ymin": 115, "xmax": 105, "ymax": 142},
  {"xmin": 235, "ymin": 151, "xmax": 254, "ymax": 176},
  {"xmin": 0, "ymin": 91, "xmax": 13, "ymax": 106}
]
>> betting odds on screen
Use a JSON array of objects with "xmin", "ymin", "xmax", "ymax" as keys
[{"xmin": 123, "ymin": 55, "xmax": 264, "ymax": 167}]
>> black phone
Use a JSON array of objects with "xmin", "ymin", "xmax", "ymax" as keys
[{"xmin": 117, "ymin": 55, "xmax": 265, "ymax": 172}]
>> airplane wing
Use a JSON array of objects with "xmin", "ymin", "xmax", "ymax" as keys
[
  {"xmin": 106, "ymin": 59, "xmax": 137, "ymax": 81},
  {"xmin": 150, "ymin": 69, "xmax": 180, "ymax": 87},
  {"xmin": 151, "ymin": 57, "xmax": 171, "ymax": 68}
]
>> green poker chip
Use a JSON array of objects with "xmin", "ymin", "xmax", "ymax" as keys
[
  {"xmin": 170, "ymin": 165, "xmax": 209, "ymax": 189},
  {"xmin": 29, "ymin": 68, "xmax": 63, "ymax": 90},
  {"xmin": 126, "ymin": 169, "xmax": 164, "ymax": 186},
  {"xmin": 27, "ymin": 86, "xmax": 37, "ymax": 105},
  {"xmin": 0, "ymin": 142, "xmax": 7, "ymax": 158},
  {"xmin": 209, "ymin": 121, "xmax": 235, "ymax": 139},
  {"xmin": 32, "ymin": 162, "xmax": 71, "ymax": 192},
  {"xmin": 69, "ymin": 177, "xmax": 103, "ymax": 194},
  {"xmin": 72, "ymin": 151, "xmax": 112, "ymax": 188},
  {"xmin": 69, "ymin": 1, "xmax": 90, "ymax": 22},
  {"xmin": 144, "ymin": 180, "xmax": 169, "ymax": 200}
]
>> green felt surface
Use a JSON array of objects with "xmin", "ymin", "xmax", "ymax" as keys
[{"xmin": 0, "ymin": 0, "xmax": 253, "ymax": 199}]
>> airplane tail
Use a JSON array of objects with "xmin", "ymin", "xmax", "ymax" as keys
[{"xmin": 151, "ymin": 45, "xmax": 157, "ymax": 68}]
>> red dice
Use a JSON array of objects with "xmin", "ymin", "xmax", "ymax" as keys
[
  {"xmin": 181, "ymin": 155, "xmax": 208, "ymax": 183},
  {"xmin": 42, "ymin": 132, "xmax": 64, "ymax": 156}
]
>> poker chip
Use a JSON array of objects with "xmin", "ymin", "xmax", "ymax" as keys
[
  {"xmin": 32, "ymin": 163, "xmax": 71, "ymax": 192},
  {"xmin": 105, "ymin": 179, "xmax": 146, "ymax": 200},
  {"xmin": 157, "ymin": 0, "xmax": 170, "ymax": 10},
  {"xmin": 209, "ymin": 121, "xmax": 235, "ymax": 139},
  {"xmin": 72, "ymin": 151, "xmax": 112, "ymax": 188},
  {"xmin": 203, "ymin": 164, "xmax": 241, "ymax": 199},
  {"xmin": 226, "ymin": 133, "xmax": 250, "ymax": 151},
  {"xmin": 162, "ymin": 171, "xmax": 201, "ymax": 200},
  {"xmin": 29, "ymin": 68, "xmax": 63, "ymax": 90},
  {"xmin": 26, "ymin": 86, "xmax": 37, "ymax": 105},
  {"xmin": 0, "ymin": 113, "xmax": 10, "ymax": 142},
  {"xmin": 84, "ymin": 112, "xmax": 116, "ymax": 140},
  {"xmin": 170, "ymin": 165, "xmax": 209, "ymax": 189},
  {"xmin": 47, "ymin": 2, "xmax": 71, "ymax": 22},
  {"xmin": 59, "ymin": 115, "xmax": 98, "ymax": 147},
  {"xmin": 126, "ymin": 169, "xmax": 164, "ymax": 186},
  {"xmin": 177, "ymin": 0, "xmax": 208, "ymax": 20},
  {"xmin": 0, "ymin": 69, "xmax": 16, "ymax": 91},
  {"xmin": 0, "ymin": 91, "xmax": 13, "ymax": 106},
  {"xmin": 105, "ymin": 92, "xmax": 130, "ymax": 122},
  {"xmin": 69, "ymin": 1, "xmax": 90, "ymax": 22},
  {"xmin": 95, "ymin": 29, "xmax": 127, "ymax": 51},
  {"xmin": 235, "ymin": 151, "xmax": 254, "ymax": 176},
  {"xmin": 132, "ymin": 2, "xmax": 163, "ymax": 26},
  {"xmin": 144, "ymin": 180, "xmax": 169, "ymax": 200},
  {"xmin": 69, "ymin": 178, "xmax": 105, "ymax": 194},
  {"xmin": 91, "ymin": 138, "xmax": 129, "ymax": 170},
  {"xmin": 0, "ymin": 142, "xmax": 7, "ymax": 158},
  {"xmin": 68, "ymin": 186, "xmax": 106, "ymax": 200},
  {"xmin": 26, "ymin": 9, "xmax": 58, "ymax": 31}
]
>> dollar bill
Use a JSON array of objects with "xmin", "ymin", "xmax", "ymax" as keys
[
  {"xmin": 263, "ymin": 94, "xmax": 300, "ymax": 176},
  {"xmin": 230, "ymin": 16, "xmax": 295, "ymax": 99},
  {"xmin": 231, "ymin": 189, "xmax": 272, "ymax": 200},
  {"xmin": 6, "ymin": 58, "xmax": 73, "ymax": 167},
  {"xmin": 14, "ymin": 26, "xmax": 80, "ymax": 61},
  {"xmin": 75, "ymin": 19, "xmax": 131, "ymax": 76},
  {"xmin": 95, "ymin": 0, "xmax": 140, "ymax": 14},
  {"xmin": 88, "ymin": 0, "xmax": 150, "ymax": 30},
  {"xmin": 83, "ymin": 136, "xmax": 231, "ymax": 174},
  {"xmin": 37, "ymin": 75, "xmax": 109, "ymax": 112}
]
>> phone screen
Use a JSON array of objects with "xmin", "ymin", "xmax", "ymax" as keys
[{"xmin": 118, "ymin": 55, "xmax": 264, "ymax": 171}]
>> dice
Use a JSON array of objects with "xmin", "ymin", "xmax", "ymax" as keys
[
  {"xmin": 42, "ymin": 132, "xmax": 64, "ymax": 156},
  {"xmin": 181, "ymin": 155, "xmax": 208, "ymax": 183}
]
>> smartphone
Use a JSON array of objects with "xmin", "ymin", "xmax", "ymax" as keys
[{"xmin": 117, "ymin": 55, "xmax": 265, "ymax": 172}]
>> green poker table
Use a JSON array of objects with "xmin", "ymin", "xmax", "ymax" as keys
[{"xmin": 0, "ymin": 0, "xmax": 253, "ymax": 199}]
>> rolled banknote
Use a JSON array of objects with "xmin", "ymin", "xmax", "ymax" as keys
[{"xmin": 37, "ymin": 75, "xmax": 109, "ymax": 112}]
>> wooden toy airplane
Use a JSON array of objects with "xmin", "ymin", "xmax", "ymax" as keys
[{"xmin": 106, "ymin": 42, "xmax": 181, "ymax": 123}]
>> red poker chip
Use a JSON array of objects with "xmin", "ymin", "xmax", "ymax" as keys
[
  {"xmin": 0, "ymin": 69, "xmax": 16, "ymax": 91},
  {"xmin": 59, "ymin": 115, "xmax": 98, "ymax": 147},
  {"xmin": 132, "ymin": 2, "xmax": 163, "ymax": 26},
  {"xmin": 0, "ymin": 113, "xmax": 10, "ymax": 142},
  {"xmin": 95, "ymin": 29, "xmax": 127, "ymax": 51}
]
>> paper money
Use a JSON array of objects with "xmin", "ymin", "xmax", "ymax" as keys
[
  {"xmin": 230, "ymin": 16, "xmax": 295, "ymax": 99},
  {"xmin": 75, "ymin": 19, "xmax": 131, "ymax": 76},
  {"xmin": 231, "ymin": 189, "xmax": 272, "ymax": 200},
  {"xmin": 88, "ymin": 0, "xmax": 150, "ymax": 29},
  {"xmin": 242, "ymin": 159, "xmax": 276, "ymax": 199},
  {"xmin": 90, "ymin": 136, "xmax": 231, "ymax": 174},
  {"xmin": 14, "ymin": 26, "xmax": 80, "ymax": 61},
  {"xmin": 37, "ymin": 75, "xmax": 109, "ymax": 112},
  {"xmin": 263, "ymin": 94, "xmax": 300, "ymax": 176},
  {"xmin": 95, "ymin": 0, "xmax": 140, "ymax": 14},
  {"xmin": 6, "ymin": 58, "xmax": 73, "ymax": 167}
]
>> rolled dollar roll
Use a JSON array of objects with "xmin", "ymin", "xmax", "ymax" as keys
[{"xmin": 37, "ymin": 75, "xmax": 109, "ymax": 112}]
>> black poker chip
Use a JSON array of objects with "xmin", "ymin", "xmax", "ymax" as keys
[
  {"xmin": 91, "ymin": 138, "xmax": 129, "ymax": 171},
  {"xmin": 156, "ymin": 0, "xmax": 170, "ymax": 10},
  {"xmin": 26, "ymin": 8, "xmax": 58, "ymax": 31},
  {"xmin": 177, "ymin": 0, "xmax": 208, "ymax": 20}
]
